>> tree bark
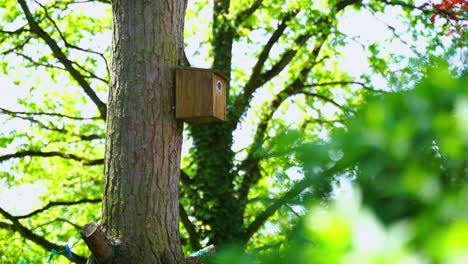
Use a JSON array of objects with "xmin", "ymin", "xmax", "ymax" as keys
[{"xmin": 99, "ymin": 0, "xmax": 187, "ymax": 263}]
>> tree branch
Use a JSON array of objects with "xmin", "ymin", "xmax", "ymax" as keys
[
  {"xmin": 0, "ymin": 221, "xmax": 14, "ymax": 230},
  {"xmin": 250, "ymin": 241, "xmax": 283, "ymax": 253},
  {"xmin": 0, "ymin": 207, "xmax": 87, "ymax": 264},
  {"xmin": 0, "ymin": 150, "xmax": 104, "ymax": 165},
  {"xmin": 17, "ymin": 0, "xmax": 107, "ymax": 120},
  {"xmin": 285, "ymin": 204, "xmax": 302, "ymax": 218},
  {"xmin": 237, "ymin": 41, "xmax": 329, "ymax": 205},
  {"xmin": 300, "ymin": 117, "xmax": 345, "ymax": 131},
  {"xmin": 239, "ymin": 81, "xmax": 363, "ymax": 150},
  {"xmin": 34, "ymin": 0, "xmax": 110, "ymax": 82},
  {"xmin": 236, "ymin": 76, "xmax": 301, "ymax": 203},
  {"xmin": 1, "ymin": 108, "xmax": 105, "ymax": 140},
  {"xmin": 246, "ymin": 11, "xmax": 299, "ymax": 86},
  {"xmin": 245, "ymin": 163, "xmax": 341, "ymax": 240},
  {"xmin": 56, "ymin": 217, "xmax": 83, "ymax": 230},
  {"xmin": 0, "ymin": 25, "xmax": 28, "ymax": 35},
  {"xmin": 180, "ymin": 169, "xmax": 195, "ymax": 185},
  {"xmin": 232, "ymin": 0, "xmax": 360, "ymax": 123},
  {"xmin": 0, "ymin": 25, "xmax": 29, "ymax": 51},
  {"xmin": 302, "ymin": 80, "xmax": 382, "ymax": 91},
  {"xmin": 179, "ymin": 204, "xmax": 202, "ymax": 251},
  {"xmin": 300, "ymin": 91, "xmax": 353, "ymax": 113},
  {"xmin": 3, "ymin": 110, "xmax": 67, "ymax": 133},
  {"xmin": 1, "ymin": 36, "xmax": 32, "ymax": 55},
  {"xmin": 239, "ymin": 9, "xmax": 364, "ymax": 233},
  {"xmin": 14, "ymin": 51, "xmax": 66, "ymax": 70},
  {"xmin": 378, "ymin": 0, "xmax": 425, "ymax": 11},
  {"xmin": 235, "ymin": 0, "xmax": 263, "ymax": 26},
  {"xmin": 0, "ymin": 107, "xmax": 101, "ymax": 120},
  {"xmin": 15, "ymin": 198, "xmax": 101, "ymax": 219},
  {"xmin": 33, "ymin": 218, "xmax": 83, "ymax": 232},
  {"xmin": 301, "ymin": 80, "xmax": 386, "ymax": 113},
  {"xmin": 233, "ymin": 27, "xmax": 310, "ymax": 122},
  {"xmin": 50, "ymin": 0, "xmax": 112, "ymax": 5}
]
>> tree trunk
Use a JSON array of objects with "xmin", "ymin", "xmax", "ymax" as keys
[{"xmin": 100, "ymin": 0, "xmax": 187, "ymax": 263}]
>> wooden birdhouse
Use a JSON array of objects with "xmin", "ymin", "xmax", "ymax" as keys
[{"xmin": 176, "ymin": 67, "xmax": 228, "ymax": 124}]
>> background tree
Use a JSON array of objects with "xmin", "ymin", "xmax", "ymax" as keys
[
  {"xmin": 0, "ymin": 0, "xmax": 464, "ymax": 262},
  {"xmin": 207, "ymin": 63, "xmax": 468, "ymax": 264}
]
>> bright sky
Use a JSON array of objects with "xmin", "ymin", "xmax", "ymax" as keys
[{"xmin": 0, "ymin": 0, "xmax": 454, "ymax": 216}]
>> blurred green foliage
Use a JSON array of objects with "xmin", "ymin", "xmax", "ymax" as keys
[{"xmin": 209, "ymin": 63, "xmax": 468, "ymax": 263}]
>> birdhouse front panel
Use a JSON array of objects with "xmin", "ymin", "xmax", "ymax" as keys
[
  {"xmin": 212, "ymin": 73, "xmax": 227, "ymax": 121},
  {"xmin": 176, "ymin": 67, "xmax": 227, "ymax": 124}
]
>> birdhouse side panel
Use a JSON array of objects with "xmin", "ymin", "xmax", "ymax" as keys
[
  {"xmin": 176, "ymin": 69, "xmax": 213, "ymax": 120},
  {"xmin": 212, "ymin": 73, "xmax": 227, "ymax": 121}
]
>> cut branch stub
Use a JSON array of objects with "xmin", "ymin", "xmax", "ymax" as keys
[{"xmin": 81, "ymin": 222, "xmax": 113, "ymax": 262}]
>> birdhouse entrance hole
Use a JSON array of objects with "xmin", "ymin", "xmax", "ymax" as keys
[{"xmin": 217, "ymin": 80, "xmax": 223, "ymax": 94}]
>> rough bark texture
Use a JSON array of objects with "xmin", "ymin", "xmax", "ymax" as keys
[{"xmin": 100, "ymin": 0, "xmax": 187, "ymax": 263}]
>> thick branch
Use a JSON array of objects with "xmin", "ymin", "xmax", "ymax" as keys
[
  {"xmin": 180, "ymin": 204, "xmax": 202, "ymax": 250},
  {"xmin": 0, "ymin": 150, "xmax": 104, "ymax": 165},
  {"xmin": 258, "ymin": 34, "xmax": 310, "ymax": 82},
  {"xmin": 17, "ymin": 0, "xmax": 107, "ymax": 120},
  {"xmin": 15, "ymin": 198, "xmax": 101, "ymax": 219},
  {"xmin": 81, "ymin": 222, "xmax": 114, "ymax": 263},
  {"xmin": 233, "ymin": 30, "xmax": 310, "ymax": 122},
  {"xmin": 243, "ymin": 11, "xmax": 298, "ymax": 91},
  {"xmin": 235, "ymin": 0, "xmax": 263, "ymax": 26},
  {"xmin": 212, "ymin": 0, "xmax": 234, "ymax": 79},
  {"xmin": 0, "ymin": 221, "xmax": 14, "ymax": 230},
  {"xmin": 0, "ymin": 207, "xmax": 87, "ymax": 264}
]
